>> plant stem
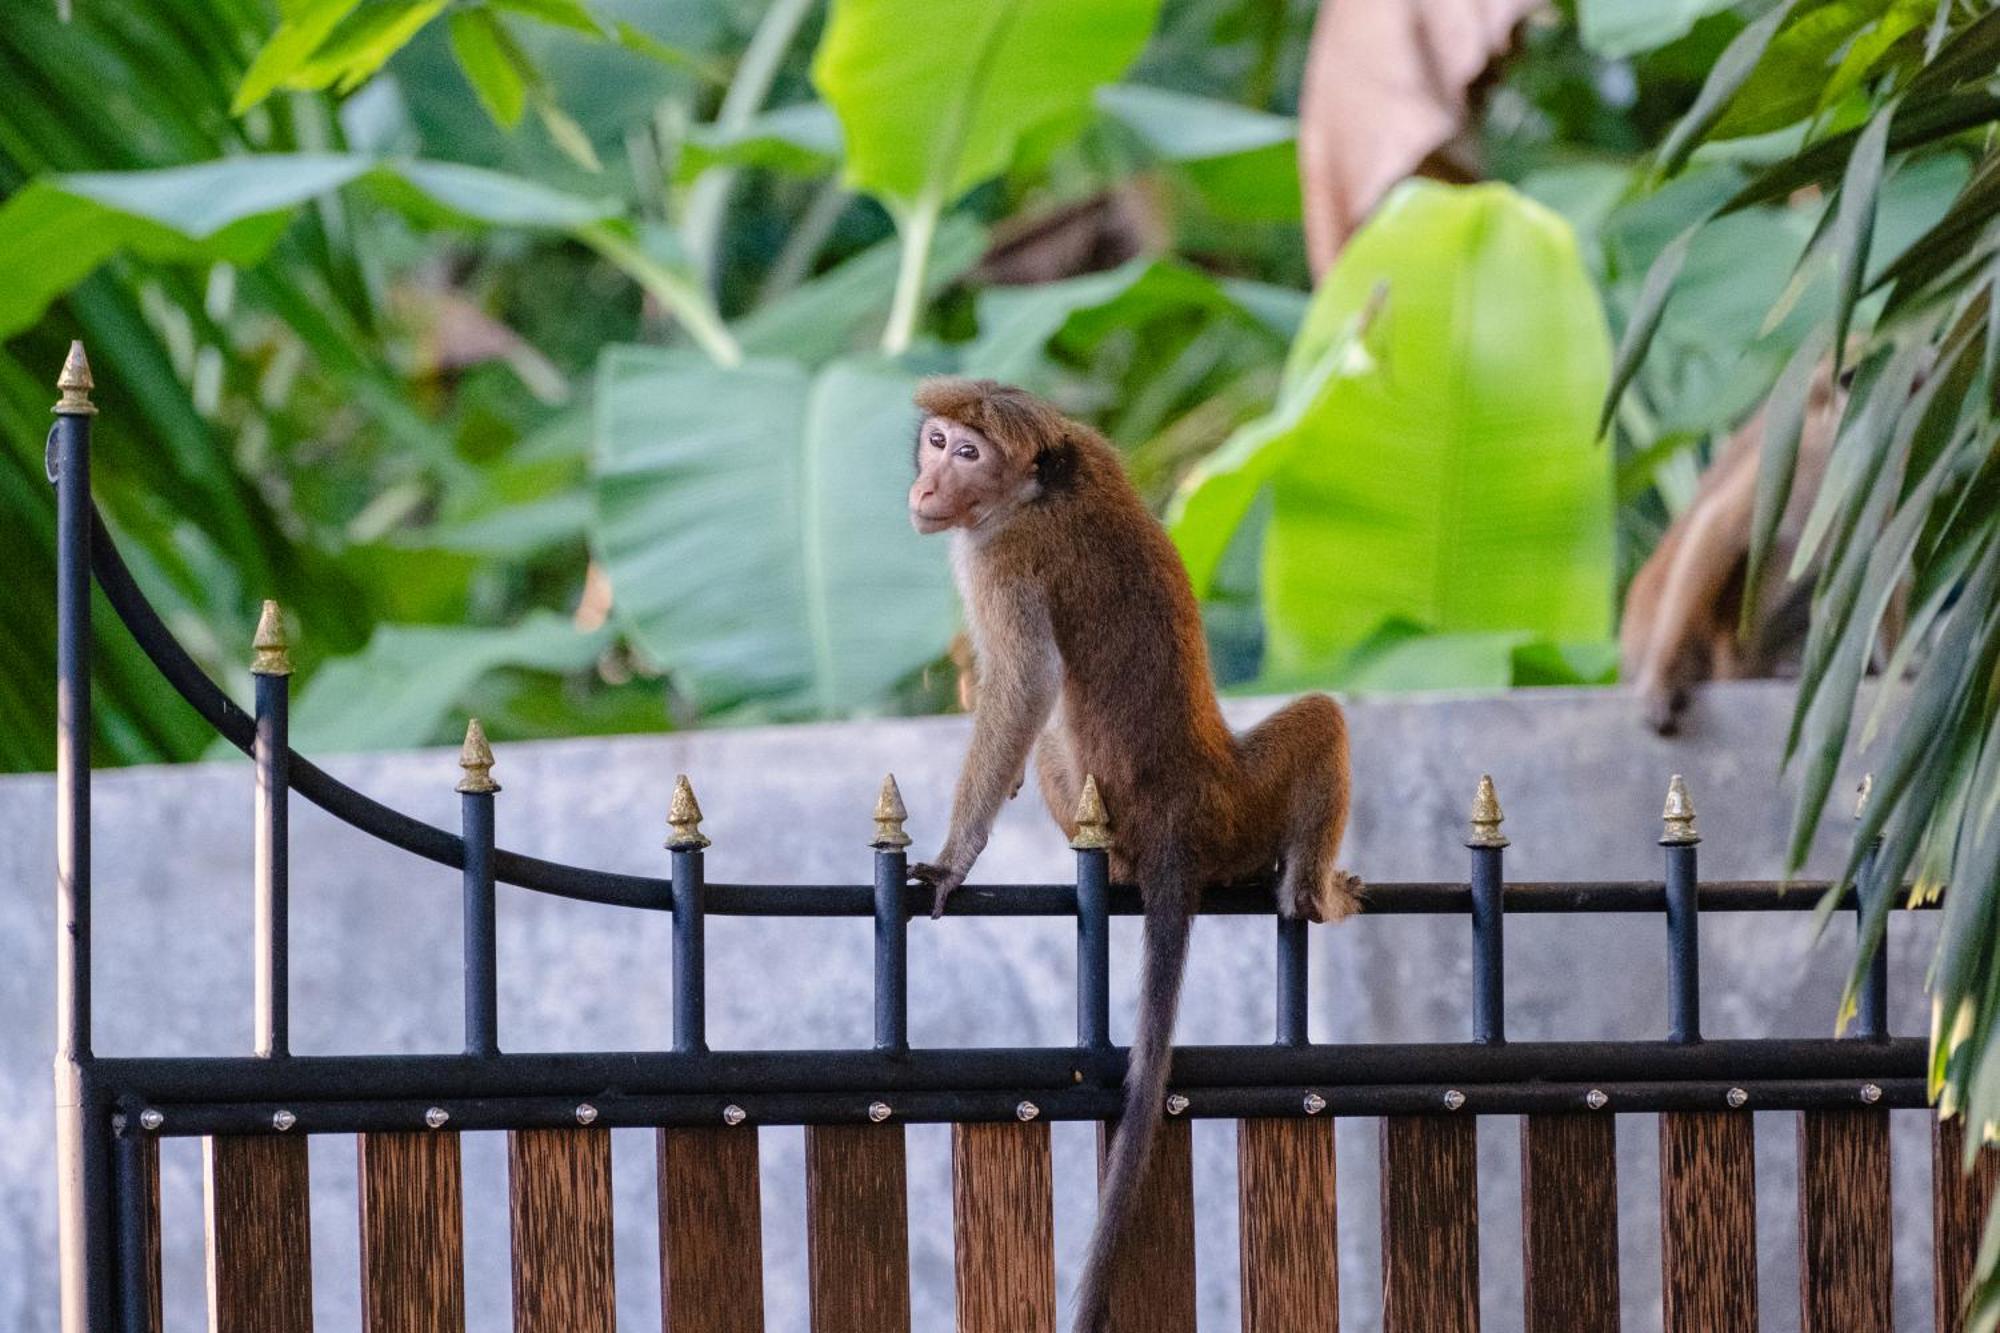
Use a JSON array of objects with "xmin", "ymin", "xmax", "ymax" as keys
[
  {"xmin": 579, "ymin": 223, "xmax": 744, "ymax": 366},
  {"xmin": 681, "ymin": 0, "xmax": 817, "ymax": 291},
  {"xmin": 882, "ymin": 196, "xmax": 940, "ymax": 356}
]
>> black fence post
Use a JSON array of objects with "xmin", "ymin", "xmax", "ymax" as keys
[
  {"xmin": 1851, "ymin": 775, "xmax": 1889, "ymax": 1041},
  {"xmin": 871, "ymin": 775, "xmax": 911, "ymax": 1053},
  {"xmin": 458, "ymin": 720, "xmax": 500, "ymax": 1058},
  {"xmin": 1468, "ymin": 775, "xmax": 1508, "ymax": 1045},
  {"xmin": 1274, "ymin": 915, "xmax": 1309, "ymax": 1046},
  {"xmin": 51, "ymin": 342, "xmax": 115, "ymax": 1333},
  {"xmin": 668, "ymin": 775, "xmax": 710, "ymax": 1055},
  {"xmin": 112, "ymin": 1127, "xmax": 152, "ymax": 1333},
  {"xmin": 1662, "ymin": 774, "xmax": 1702, "ymax": 1044},
  {"xmin": 251, "ymin": 602, "xmax": 292, "ymax": 1059},
  {"xmin": 1072, "ymin": 776, "xmax": 1112, "ymax": 1055}
]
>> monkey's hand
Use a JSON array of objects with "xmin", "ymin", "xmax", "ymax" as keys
[{"xmin": 910, "ymin": 860, "xmax": 968, "ymax": 919}]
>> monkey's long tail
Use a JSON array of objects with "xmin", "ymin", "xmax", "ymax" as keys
[{"xmin": 1070, "ymin": 856, "xmax": 1196, "ymax": 1333}]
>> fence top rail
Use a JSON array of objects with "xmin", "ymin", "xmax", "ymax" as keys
[
  {"xmin": 86, "ymin": 496, "xmax": 1934, "ymax": 919},
  {"xmin": 713, "ymin": 880, "xmax": 1931, "ymax": 916}
]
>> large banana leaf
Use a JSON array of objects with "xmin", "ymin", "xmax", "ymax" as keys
[
  {"xmin": 286, "ymin": 611, "xmax": 611, "ymax": 753},
  {"xmin": 590, "ymin": 349, "xmax": 956, "ymax": 715},
  {"xmin": 811, "ymin": 0, "xmax": 1162, "ymax": 214},
  {"xmin": 1170, "ymin": 181, "xmax": 1615, "ymax": 682},
  {"xmin": 0, "ymin": 155, "xmax": 618, "ymax": 338},
  {"xmin": 959, "ymin": 257, "xmax": 1265, "ymax": 386},
  {"xmin": 1577, "ymin": 0, "xmax": 1737, "ymax": 59},
  {"xmin": 1094, "ymin": 84, "xmax": 1300, "ymax": 222}
]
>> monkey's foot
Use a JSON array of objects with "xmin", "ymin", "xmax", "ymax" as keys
[
  {"xmin": 1283, "ymin": 869, "xmax": 1364, "ymax": 923},
  {"xmin": 909, "ymin": 862, "xmax": 966, "ymax": 919},
  {"xmin": 1641, "ymin": 684, "xmax": 1687, "ymax": 736}
]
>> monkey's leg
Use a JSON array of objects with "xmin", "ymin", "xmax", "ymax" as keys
[
  {"xmin": 1240, "ymin": 694, "xmax": 1361, "ymax": 923},
  {"xmin": 1033, "ymin": 730, "xmax": 1081, "ymax": 841}
]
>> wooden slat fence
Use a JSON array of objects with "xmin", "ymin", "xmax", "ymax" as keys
[{"xmin": 91, "ymin": 1109, "xmax": 1992, "ymax": 1330}]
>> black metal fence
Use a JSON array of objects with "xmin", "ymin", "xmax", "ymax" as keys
[{"xmin": 46, "ymin": 344, "xmax": 1931, "ymax": 1332}]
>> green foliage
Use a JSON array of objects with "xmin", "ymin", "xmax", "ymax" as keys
[
  {"xmin": 1094, "ymin": 84, "xmax": 1299, "ymax": 221},
  {"xmin": 0, "ymin": 154, "xmax": 628, "ymax": 340},
  {"xmin": 449, "ymin": 9, "xmax": 530, "ymax": 128},
  {"xmin": 0, "ymin": 0, "xmax": 1804, "ymax": 777},
  {"xmin": 810, "ymin": 0, "xmax": 1163, "ymax": 350},
  {"xmin": 1600, "ymin": 9, "xmax": 2000, "ymax": 1308},
  {"xmin": 287, "ymin": 611, "xmax": 611, "ymax": 752},
  {"xmin": 1577, "ymin": 0, "xmax": 1738, "ymax": 60},
  {"xmin": 591, "ymin": 350, "xmax": 955, "ymax": 716},
  {"xmin": 1171, "ymin": 182, "xmax": 1616, "ymax": 688},
  {"xmin": 811, "ymin": 0, "xmax": 1160, "ymax": 212}
]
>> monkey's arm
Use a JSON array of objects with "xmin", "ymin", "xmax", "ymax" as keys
[{"xmin": 913, "ymin": 596, "xmax": 1057, "ymax": 917}]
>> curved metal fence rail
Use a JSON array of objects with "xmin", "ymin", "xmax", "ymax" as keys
[{"xmin": 43, "ymin": 343, "xmax": 1984, "ymax": 1333}]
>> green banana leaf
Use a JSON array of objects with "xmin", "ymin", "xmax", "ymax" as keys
[
  {"xmin": 811, "ymin": 0, "xmax": 1161, "ymax": 214},
  {"xmin": 1094, "ymin": 84, "xmax": 1300, "ymax": 222},
  {"xmin": 1170, "ymin": 180, "xmax": 1616, "ymax": 684},
  {"xmin": 282, "ymin": 612, "xmax": 611, "ymax": 754},
  {"xmin": 590, "ymin": 349, "xmax": 956, "ymax": 715},
  {"xmin": 1576, "ymin": 0, "xmax": 1737, "ymax": 59},
  {"xmin": 0, "ymin": 154, "xmax": 619, "ymax": 338}
]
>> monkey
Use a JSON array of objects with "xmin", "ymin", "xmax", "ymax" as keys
[
  {"xmin": 904, "ymin": 377, "xmax": 1357, "ymax": 1332},
  {"xmin": 1620, "ymin": 363, "xmax": 1843, "ymax": 733}
]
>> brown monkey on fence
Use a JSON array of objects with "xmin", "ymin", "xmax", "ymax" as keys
[{"xmin": 905, "ymin": 377, "xmax": 1357, "ymax": 1331}]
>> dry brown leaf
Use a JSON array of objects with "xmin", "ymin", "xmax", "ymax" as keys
[{"xmin": 1299, "ymin": 0, "xmax": 1542, "ymax": 274}]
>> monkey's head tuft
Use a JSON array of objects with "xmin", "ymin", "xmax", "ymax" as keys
[{"xmin": 908, "ymin": 378, "xmax": 1077, "ymax": 535}]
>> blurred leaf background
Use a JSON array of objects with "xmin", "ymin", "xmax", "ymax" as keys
[{"xmin": 0, "ymin": 0, "xmax": 1955, "ymax": 768}]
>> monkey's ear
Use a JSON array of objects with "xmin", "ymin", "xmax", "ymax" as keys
[{"xmin": 1034, "ymin": 438, "xmax": 1078, "ymax": 494}]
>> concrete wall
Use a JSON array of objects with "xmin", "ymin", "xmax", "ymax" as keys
[{"xmin": 0, "ymin": 681, "xmax": 1940, "ymax": 1331}]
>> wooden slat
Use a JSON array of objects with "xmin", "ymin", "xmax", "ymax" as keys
[
  {"xmin": 1096, "ymin": 1115, "xmax": 1198, "ymax": 1332},
  {"xmin": 952, "ymin": 1121, "xmax": 1055, "ymax": 1333},
  {"xmin": 1934, "ymin": 1114, "xmax": 2000, "ymax": 1332},
  {"xmin": 508, "ymin": 1128, "xmax": 615, "ymax": 1333},
  {"xmin": 120, "ymin": 1134, "xmax": 163, "ymax": 1333},
  {"xmin": 1238, "ymin": 1117, "xmax": 1339, "ymax": 1333},
  {"xmin": 358, "ymin": 1131, "xmax": 465, "ymax": 1333},
  {"xmin": 1380, "ymin": 1115, "xmax": 1479, "ymax": 1333},
  {"xmin": 659, "ymin": 1126, "xmax": 765, "ymax": 1333},
  {"xmin": 805, "ymin": 1123, "xmax": 911, "ymax": 1333},
  {"xmin": 1520, "ymin": 1113, "xmax": 1619, "ymax": 1333},
  {"xmin": 204, "ymin": 1133, "xmax": 313, "ymax": 1333},
  {"xmin": 1798, "ymin": 1109, "xmax": 1891, "ymax": 1333},
  {"xmin": 1659, "ymin": 1111, "xmax": 1757, "ymax": 1333}
]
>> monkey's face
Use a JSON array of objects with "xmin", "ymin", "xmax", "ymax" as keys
[{"xmin": 909, "ymin": 414, "xmax": 1029, "ymax": 534}]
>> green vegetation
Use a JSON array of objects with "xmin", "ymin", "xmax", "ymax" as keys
[
  {"xmin": 1172, "ymin": 181, "xmax": 1616, "ymax": 690},
  {"xmin": 1599, "ymin": 6, "xmax": 2000, "ymax": 1322},
  {"xmin": 0, "ymin": 2, "xmax": 1980, "ymax": 844},
  {"xmin": 0, "ymin": 0, "xmax": 1651, "ymax": 765}
]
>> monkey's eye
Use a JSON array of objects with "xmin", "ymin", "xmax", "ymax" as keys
[
  {"xmin": 928, "ymin": 431, "xmax": 945, "ymax": 448},
  {"xmin": 954, "ymin": 444, "xmax": 979, "ymax": 461}
]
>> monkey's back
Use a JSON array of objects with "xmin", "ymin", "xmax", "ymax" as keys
[{"xmin": 1025, "ymin": 440, "xmax": 1259, "ymax": 878}]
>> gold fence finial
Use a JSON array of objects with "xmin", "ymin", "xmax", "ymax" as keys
[
  {"xmin": 1854, "ymin": 773, "xmax": 1873, "ymax": 820},
  {"xmin": 1661, "ymin": 773, "xmax": 1699, "ymax": 844},
  {"xmin": 456, "ymin": 719, "xmax": 499, "ymax": 793},
  {"xmin": 53, "ymin": 341, "xmax": 96, "ymax": 416},
  {"xmin": 872, "ymin": 774, "xmax": 912, "ymax": 849},
  {"xmin": 1070, "ymin": 775, "xmax": 1113, "ymax": 851},
  {"xmin": 667, "ymin": 774, "xmax": 711, "ymax": 850},
  {"xmin": 250, "ymin": 599, "xmax": 293, "ymax": 676},
  {"xmin": 1467, "ymin": 774, "xmax": 1508, "ymax": 848}
]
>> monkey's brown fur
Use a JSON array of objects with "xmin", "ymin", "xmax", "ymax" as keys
[
  {"xmin": 1620, "ymin": 365, "xmax": 1843, "ymax": 733},
  {"xmin": 905, "ymin": 377, "xmax": 1356, "ymax": 1332}
]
